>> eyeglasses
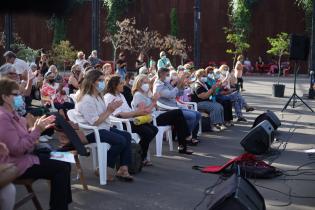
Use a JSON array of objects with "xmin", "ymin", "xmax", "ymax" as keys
[
  {"xmin": 10, "ymin": 93, "xmax": 19, "ymax": 96},
  {"xmin": 8, "ymin": 72, "xmax": 17, "ymax": 75}
]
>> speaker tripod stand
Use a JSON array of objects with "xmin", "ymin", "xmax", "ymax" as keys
[{"xmin": 282, "ymin": 61, "xmax": 314, "ymax": 112}]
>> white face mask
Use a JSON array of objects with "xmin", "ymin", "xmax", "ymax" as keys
[
  {"xmin": 141, "ymin": 83, "xmax": 150, "ymax": 92},
  {"xmin": 208, "ymin": 73, "xmax": 214, "ymax": 79},
  {"xmin": 129, "ymin": 79, "xmax": 134, "ymax": 86},
  {"xmin": 165, "ymin": 76, "xmax": 171, "ymax": 83},
  {"xmin": 200, "ymin": 77, "xmax": 208, "ymax": 83}
]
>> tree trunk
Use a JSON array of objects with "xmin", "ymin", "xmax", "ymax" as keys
[{"xmin": 277, "ymin": 54, "xmax": 282, "ymax": 85}]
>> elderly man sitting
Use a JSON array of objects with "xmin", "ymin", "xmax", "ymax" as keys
[{"xmin": 153, "ymin": 67, "xmax": 201, "ymax": 147}]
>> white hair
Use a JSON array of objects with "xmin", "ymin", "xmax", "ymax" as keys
[{"xmin": 0, "ymin": 63, "xmax": 16, "ymax": 77}]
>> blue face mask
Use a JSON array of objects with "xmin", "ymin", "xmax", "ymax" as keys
[
  {"xmin": 96, "ymin": 81, "xmax": 106, "ymax": 92},
  {"xmin": 13, "ymin": 95, "xmax": 24, "ymax": 109}
]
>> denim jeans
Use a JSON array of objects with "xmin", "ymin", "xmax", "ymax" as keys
[
  {"xmin": 181, "ymin": 109, "xmax": 201, "ymax": 138},
  {"xmin": 86, "ymin": 127, "xmax": 132, "ymax": 168}
]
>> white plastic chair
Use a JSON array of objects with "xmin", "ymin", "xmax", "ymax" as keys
[
  {"xmin": 67, "ymin": 109, "xmax": 111, "ymax": 185},
  {"xmin": 157, "ymin": 101, "xmax": 202, "ymax": 136}
]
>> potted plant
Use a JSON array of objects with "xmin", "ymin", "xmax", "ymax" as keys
[{"xmin": 266, "ymin": 32, "xmax": 290, "ymax": 97}]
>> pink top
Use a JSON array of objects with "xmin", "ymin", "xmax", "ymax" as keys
[{"xmin": 0, "ymin": 107, "xmax": 41, "ymax": 176}]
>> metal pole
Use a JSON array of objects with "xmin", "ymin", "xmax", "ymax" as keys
[
  {"xmin": 4, "ymin": 13, "xmax": 13, "ymax": 51},
  {"xmin": 194, "ymin": 0, "xmax": 201, "ymax": 69},
  {"xmin": 92, "ymin": 0, "xmax": 100, "ymax": 53},
  {"xmin": 309, "ymin": 0, "xmax": 315, "ymax": 99}
]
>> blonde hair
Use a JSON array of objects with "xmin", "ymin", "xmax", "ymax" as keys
[
  {"xmin": 237, "ymin": 55, "xmax": 244, "ymax": 61},
  {"xmin": 132, "ymin": 74, "xmax": 147, "ymax": 95},
  {"xmin": 219, "ymin": 64, "xmax": 229, "ymax": 72},
  {"xmin": 195, "ymin": 69, "xmax": 205, "ymax": 78}
]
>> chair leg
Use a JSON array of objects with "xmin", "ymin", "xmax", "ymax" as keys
[
  {"xmin": 74, "ymin": 154, "xmax": 88, "ymax": 191},
  {"xmin": 97, "ymin": 144, "xmax": 107, "ymax": 185},
  {"xmin": 155, "ymin": 127, "xmax": 164, "ymax": 157},
  {"xmin": 25, "ymin": 184, "xmax": 43, "ymax": 210},
  {"xmin": 167, "ymin": 129, "xmax": 173, "ymax": 151}
]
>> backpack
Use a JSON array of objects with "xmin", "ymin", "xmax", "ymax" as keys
[{"xmin": 116, "ymin": 143, "xmax": 143, "ymax": 174}]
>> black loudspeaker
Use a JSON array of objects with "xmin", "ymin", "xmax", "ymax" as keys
[
  {"xmin": 208, "ymin": 174, "xmax": 266, "ymax": 210},
  {"xmin": 241, "ymin": 120, "xmax": 275, "ymax": 155},
  {"xmin": 252, "ymin": 110, "xmax": 281, "ymax": 130},
  {"xmin": 289, "ymin": 34, "xmax": 310, "ymax": 61}
]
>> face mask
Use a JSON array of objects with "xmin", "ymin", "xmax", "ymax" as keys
[
  {"xmin": 214, "ymin": 73, "xmax": 221, "ymax": 80},
  {"xmin": 161, "ymin": 55, "xmax": 166, "ymax": 59},
  {"xmin": 96, "ymin": 81, "xmax": 106, "ymax": 92},
  {"xmin": 165, "ymin": 76, "xmax": 171, "ymax": 83},
  {"xmin": 201, "ymin": 77, "xmax": 208, "ymax": 83},
  {"xmin": 141, "ymin": 83, "xmax": 150, "ymax": 92},
  {"xmin": 208, "ymin": 73, "xmax": 214, "ymax": 79},
  {"xmin": 129, "ymin": 79, "xmax": 134, "ymax": 86},
  {"xmin": 13, "ymin": 95, "xmax": 24, "ymax": 109},
  {"xmin": 171, "ymin": 76, "xmax": 178, "ymax": 81}
]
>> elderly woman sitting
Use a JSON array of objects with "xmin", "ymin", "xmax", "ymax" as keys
[
  {"xmin": 41, "ymin": 71, "xmax": 74, "ymax": 117},
  {"xmin": 0, "ymin": 78, "xmax": 72, "ymax": 210},
  {"xmin": 217, "ymin": 65, "xmax": 254, "ymax": 122},
  {"xmin": 191, "ymin": 69, "xmax": 226, "ymax": 131}
]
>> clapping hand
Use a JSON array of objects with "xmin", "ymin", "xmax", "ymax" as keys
[
  {"xmin": 34, "ymin": 115, "xmax": 56, "ymax": 132},
  {"xmin": 107, "ymin": 100, "xmax": 123, "ymax": 113},
  {"xmin": 152, "ymin": 93, "xmax": 160, "ymax": 102}
]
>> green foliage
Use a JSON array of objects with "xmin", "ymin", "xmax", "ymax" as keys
[
  {"xmin": 295, "ymin": 0, "xmax": 313, "ymax": 33},
  {"xmin": 51, "ymin": 40, "xmax": 77, "ymax": 69},
  {"xmin": 266, "ymin": 32, "xmax": 290, "ymax": 57},
  {"xmin": 296, "ymin": 0, "xmax": 313, "ymax": 15},
  {"xmin": 170, "ymin": 8, "xmax": 179, "ymax": 37},
  {"xmin": 266, "ymin": 32, "xmax": 290, "ymax": 83},
  {"xmin": 49, "ymin": 16, "xmax": 66, "ymax": 45},
  {"xmin": 10, "ymin": 43, "xmax": 41, "ymax": 62},
  {"xmin": 103, "ymin": 0, "xmax": 133, "ymax": 35}
]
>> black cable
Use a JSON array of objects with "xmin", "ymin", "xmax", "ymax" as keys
[
  {"xmin": 254, "ymin": 184, "xmax": 315, "ymax": 199},
  {"xmin": 193, "ymin": 176, "xmax": 224, "ymax": 210}
]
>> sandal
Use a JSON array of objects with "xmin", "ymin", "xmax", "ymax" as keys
[
  {"xmin": 143, "ymin": 160, "xmax": 153, "ymax": 167},
  {"xmin": 178, "ymin": 146, "xmax": 193, "ymax": 155},
  {"xmin": 246, "ymin": 107, "xmax": 255, "ymax": 112},
  {"xmin": 115, "ymin": 173, "xmax": 134, "ymax": 182},
  {"xmin": 186, "ymin": 139, "xmax": 199, "ymax": 146}
]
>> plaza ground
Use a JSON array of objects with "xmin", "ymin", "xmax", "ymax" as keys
[{"xmin": 16, "ymin": 75, "xmax": 315, "ymax": 210}]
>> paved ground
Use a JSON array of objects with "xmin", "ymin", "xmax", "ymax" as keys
[{"xmin": 16, "ymin": 76, "xmax": 315, "ymax": 210}]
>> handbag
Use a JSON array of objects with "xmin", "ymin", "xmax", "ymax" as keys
[
  {"xmin": 55, "ymin": 121, "xmax": 88, "ymax": 146},
  {"xmin": 0, "ymin": 163, "xmax": 19, "ymax": 188},
  {"xmin": 133, "ymin": 115, "xmax": 152, "ymax": 125}
]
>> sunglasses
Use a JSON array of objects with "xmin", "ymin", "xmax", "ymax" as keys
[{"xmin": 10, "ymin": 92, "xmax": 19, "ymax": 96}]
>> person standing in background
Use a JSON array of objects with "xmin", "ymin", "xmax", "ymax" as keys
[
  {"xmin": 234, "ymin": 55, "xmax": 245, "ymax": 91},
  {"xmin": 116, "ymin": 52, "xmax": 128, "ymax": 80}
]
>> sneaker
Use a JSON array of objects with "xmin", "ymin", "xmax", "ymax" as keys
[
  {"xmin": 237, "ymin": 117, "xmax": 247, "ymax": 122},
  {"xmin": 220, "ymin": 125, "xmax": 228, "ymax": 130},
  {"xmin": 39, "ymin": 136, "xmax": 49, "ymax": 142},
  {"xmin": 211, "ymin": 126, "xmax": 221, "ymax": 132},
  {"xmin": 246, "ymin": 107, "xmax": 255, "ymax": 112},
  {"xmin": 42, "ymin": 135, "xmax": 53, "ymax": 140}
]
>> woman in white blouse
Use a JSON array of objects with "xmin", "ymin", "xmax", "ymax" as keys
[
  {"xmin": 75, "ymin": 70, "xmax": 133, "ymax": 181},
  {"xmin": 131, "ymin": 75, "xmax": 193, "ymax": 154},
  {"xmin": 104, "ymin": 75, "xmax": 158, "ymax": 166}
]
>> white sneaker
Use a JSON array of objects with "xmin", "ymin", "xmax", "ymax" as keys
[
  {"xmin": 211, "ymin": 126, "xmax": 221, "ymax": 132},
  {"xmin": 39, "ymin": 136, "xmax": 49, "ymax": 142},
  {"xmin": 42, "ymin": 135, "xmax": 53, "ymax": 140},
  {"xmin": 220, "ymin": 125, "xmax": 227, "ymax": 130}
]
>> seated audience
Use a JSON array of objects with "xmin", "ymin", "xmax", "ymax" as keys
[
  {"xmin": 0, "ymin": 78, "xmax": 72, "ymax": 210},
  {"xmin": 157, "ymin": 51, "xmax": 173, "ymax": 69},
  {"xmin": 122, "ymin": 72, "xmax": 135, "ymax": 107},
  {"xmin": 0, "ymin": 142, "xmax": 16, "ymax": 210},
  {"xmin": 255, "ymin": 56, "xmax": 265, "ymax": 72},
  {"xmin": 135, "ymin": 52, "xmax": 146, "ymax": 71},
  {"xmin": 105, "ymin": 75, "xmax": 158, "ymax": 165},
  {"xmin": 153, "ymin": 67, "xmax": 201, "ymax": 145},
  {"xmin": 191, "ymin": 69, "xmax": 226, "ymax": 131},
  {"xmin": 88, "ymin": 50, "xmax": 103, "ymax": 67},
  {"xmin": 68, "ymin": 64, "xmax": 81, "ymax": 94},
  {"xmin": 132, "ymin": 74, "xmax": 193, "ymax": 153},
  {"xmin": 75, "ymin": 70, "xmax": 133, "ymax": 181},
  {"xmin": 41, "ymin": 71, "xmax": 74, "ymax": 116}
]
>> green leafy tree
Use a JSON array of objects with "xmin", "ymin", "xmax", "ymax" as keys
[
  {"xmin": 224, "ymin": 28, "xmax": 250, "ymax": 67},
  {"xmin": 170, "ymin": 8, "xmax": 179, "ymax": 37},
  {"xmin": 295, "ymin": 0, "xmax": 313, "ymax": 33},
  {"xmin": 10, "ymin": 43, "xmax": 41, "ymax": 63},
  {"xmin": 266, "ymin": 32, "xmax": 290, "ymax": 84},
  {"xmin": 51, "ymin": 40, "xmax": 78, "ymax": 70},
  {"xmin": 104, "ymin": 0, "xmax": 133, "ymax": 35}
]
